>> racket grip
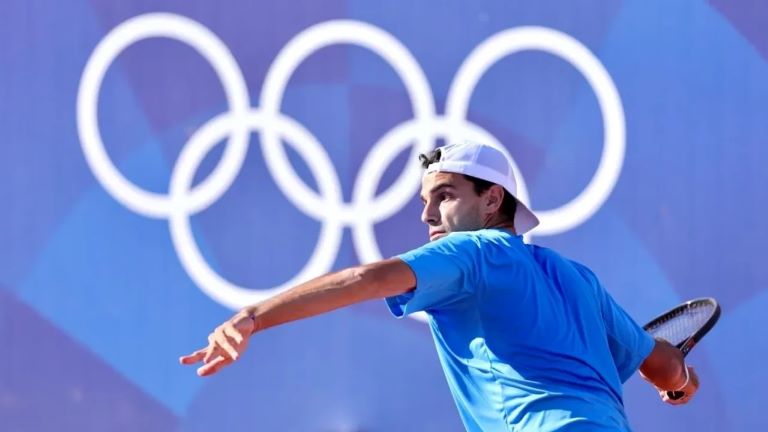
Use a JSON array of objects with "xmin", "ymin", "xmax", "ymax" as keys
[{"xmin": 667, "ymin": 390, "xmax": 685, "ymax": 400}]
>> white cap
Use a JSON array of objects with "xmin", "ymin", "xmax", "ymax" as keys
[{"xmin": 424, "ymin": 141, "xmax": 540, "ymax": 235}]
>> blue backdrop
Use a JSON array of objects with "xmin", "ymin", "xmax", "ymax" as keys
[{"xmin": 2, "ymin": 0, "xmax": 766, "ymax": 430}]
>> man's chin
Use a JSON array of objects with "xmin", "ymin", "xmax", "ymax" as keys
[{"xmin": 429, "ymin": 232, "xmax": 447, "ymax": 241}]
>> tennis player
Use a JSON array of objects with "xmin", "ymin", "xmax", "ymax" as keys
[{"xmin": 181, "ymin": 141, "xmax": 699, "ymax": 431}]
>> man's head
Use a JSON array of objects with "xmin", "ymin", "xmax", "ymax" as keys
[{"xmin": 417, "ymin": 141, "xmax": 539, "ymax": 241}]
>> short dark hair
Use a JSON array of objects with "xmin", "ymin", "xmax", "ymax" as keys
[{"xmin": 419, "ymin": 149, "xmax": 517, "ymax": 221}]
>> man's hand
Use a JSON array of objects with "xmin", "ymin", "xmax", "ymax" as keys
[
  {"xmin": 657, "ymin": 365, "xmax": 699, "ymax": 405},
  {"xmin": 639, "ymin": 338, "xmax": 701, "ymax": 405},
  {"xmin": 179, "ymin": 310, "xmax": 256, "ymax": 377}
]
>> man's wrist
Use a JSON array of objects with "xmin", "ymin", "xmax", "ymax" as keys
[{"xmin": 243, "ymin": 307, "xmax": 261, "ymax": 335}]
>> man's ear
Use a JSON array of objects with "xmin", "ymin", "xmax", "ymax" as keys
[{"xmin": 484, "ymin": 185, "xmax": 505, "ymax": 214}]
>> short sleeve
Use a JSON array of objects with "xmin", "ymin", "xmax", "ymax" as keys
[
  {"xmin": 385, "ymin": 233, "xmax": 481, "ymax": 318},
  {"xmin": 572, "ymin": 263, "xmax": 656, "ymax": 382}
]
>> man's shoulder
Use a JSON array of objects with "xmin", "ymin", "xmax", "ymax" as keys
[
  {"xmin": 527, "ymin": 243, "xmax": 600, "ymax": 281},
  {"xmin": 526, "ymin": 242, "xmax": 567, "ymax": 262}
]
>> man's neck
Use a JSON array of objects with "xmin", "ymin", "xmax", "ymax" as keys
[{"xmin": 483, "ymin": 215, "xmax": 517, "ymax": 235}]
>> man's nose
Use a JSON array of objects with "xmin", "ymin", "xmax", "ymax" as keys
[{"xmin": 421, "ymin": 202, "xmax": 439, "ymax": 225}]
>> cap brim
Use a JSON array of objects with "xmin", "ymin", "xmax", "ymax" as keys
[{"xmin": 513, "ymin": 198, "xmax": 539, "ymax": 235}]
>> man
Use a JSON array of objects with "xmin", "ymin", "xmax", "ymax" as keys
[{"xmin": 180, "ymin": 141, "xmax": 698, "ymax": 431}]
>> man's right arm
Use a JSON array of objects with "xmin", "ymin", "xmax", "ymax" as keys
[
  {"xmin": 639, "ymin": 338, "xmax": 700, "ymax": 404},
  {"xmin": 570, "ymin": 261, "xmax": 701, "ymax": 404}
]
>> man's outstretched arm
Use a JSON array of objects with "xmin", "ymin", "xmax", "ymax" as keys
[
  {"xmin": 639, "ymin": 338, "xmax": 700, "ymax": 405},
  {"xmin": 179, "ymin": 258, "xmax": 416, "ymax": 376}
]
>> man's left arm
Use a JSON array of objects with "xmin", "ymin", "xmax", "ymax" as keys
[{"xmin": 179, "ymin": 258, "xmax": 415, "ymax": 376}]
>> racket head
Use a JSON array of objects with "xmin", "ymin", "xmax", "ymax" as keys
[{"xmin": 643, "ymin": 297, "xmax": 721, "ymax": 356}]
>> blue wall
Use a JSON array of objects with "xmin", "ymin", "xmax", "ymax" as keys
[{"xmin": 2, "ymin": 0, "xmax": 766, "ymax": 430}]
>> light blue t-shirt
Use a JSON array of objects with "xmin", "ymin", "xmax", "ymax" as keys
[{"xmin": 386, "ymin": 229, "xmax": 655, "ymax": 432}]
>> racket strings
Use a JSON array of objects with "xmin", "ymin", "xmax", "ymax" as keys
[{"xmin": 646, "ymin": 303, "xmax": 715, "ymax": 346}]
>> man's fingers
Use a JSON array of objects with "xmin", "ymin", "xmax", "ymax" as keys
[
  {"xmin": 198, "ymin": 327, "xmax": 242, "ymax": 365},
  {"xmin": 197, "ymin": 355, "xmax": 232, "ymax": 377},
  {"xmin": 214, "ymin": 328, "xmax": 241, "ymax": 361},
  {"xmin": 203, "ymin": 345, "xmax": 220, "ymax": 364},
  {"xmin": 179, "ymin": 348, "xmax": 207, "ymax": 365},
  {"xmin": 184, "ymin": 314, "xmax": 253, "ymax": 375}
]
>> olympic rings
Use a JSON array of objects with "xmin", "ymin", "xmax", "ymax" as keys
[{"xmin": 77, "ymin": 13, "xmax": 626, "ymax": 316}]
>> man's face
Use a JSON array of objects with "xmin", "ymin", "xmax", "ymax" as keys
[{"xmin": 419, "ymin": 171, "xmax": 485, "ymax": 241}]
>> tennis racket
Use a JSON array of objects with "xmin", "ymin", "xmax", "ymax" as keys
[{"xmin": 642, "ymin": 297, "xmax": 720, "ymax": 400}]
